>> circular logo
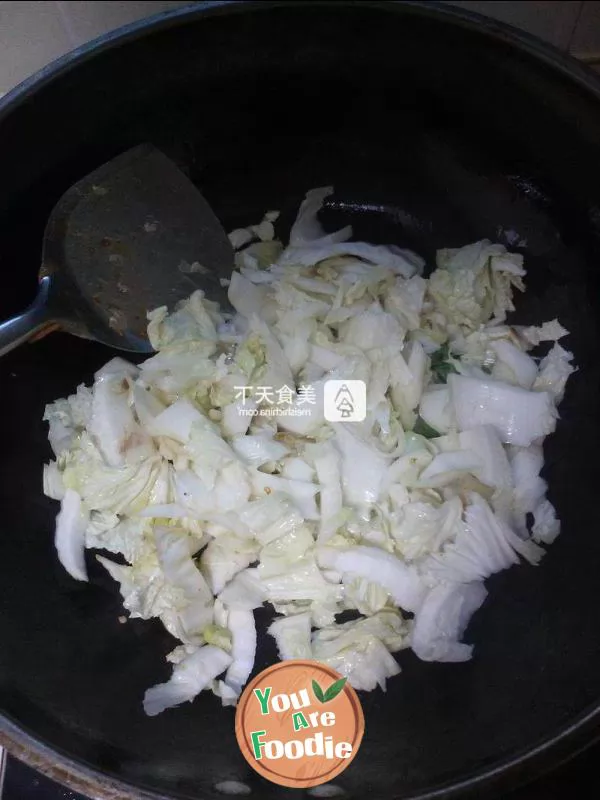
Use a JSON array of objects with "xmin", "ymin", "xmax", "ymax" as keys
[{"xmin": 235, "ymin": 660, "xmax": 364, "ymax": 789}]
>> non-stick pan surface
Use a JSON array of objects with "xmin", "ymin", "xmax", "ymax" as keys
[{"xmin": 1, "ymin": 2, "xmax": 600, "ymax": 799}]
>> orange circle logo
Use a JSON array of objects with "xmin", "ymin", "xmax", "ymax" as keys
[{"xmin": 235, "ymin": 660, "xmax": 364, "ymax": 788}]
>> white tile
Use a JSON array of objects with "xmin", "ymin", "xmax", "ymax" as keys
[
  {"xmin": 57, "ymin": 1, "xmax": 191, "ymax": 47},
  {"xmin": 0, "ymin": 0, "xmax": 587, "ymax": 99},
  {"xmin": 444, "ymin": 1, "xmax": 583, "ymax": 50},
  {"xmin": 570, "ymin": 2, "xmax": 600, "ymax": 57},
  {"xmin": 0, "ymin": 1, "xmax": 72, "ymax": 94}
]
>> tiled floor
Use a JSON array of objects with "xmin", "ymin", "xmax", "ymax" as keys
[
  {"xmin": 0, "ymin": 1, "xmax": 191, "ymax": 94},
  {"xmin": 446, "ymin": 1, "xmax": 585, "ymax": 51},
  {"xmin": 1, "ymin": 1, "xmax": 600, "ymax": 96},
  {"xmin": 570, "ymin": 0, "xmax": 600, "ymax": 57}
]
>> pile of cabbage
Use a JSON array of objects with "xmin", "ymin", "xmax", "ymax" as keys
[{"xmin": 43, "ymin": 187, "xmax": 575, "ymax": 716}]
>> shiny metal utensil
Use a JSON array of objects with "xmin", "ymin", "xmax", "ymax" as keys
[{"xmin": 0, "ymin": 143, "xmax": 234, "ymax": 356}]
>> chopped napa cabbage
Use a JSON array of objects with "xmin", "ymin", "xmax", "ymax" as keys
[
  {"xmin": 251, "ymin": 471, "xmax": 320, "ymax": 520},
  {"xmin": 147, "ymin": 399, "xmax": 203, "ymax": 443},
  {"xmin": 342, "ymin": 576, "xmax": 390, "ymax": 615},
  {"xmin": 218, "ymin": 568, "xmax": 266, "ymax": 610},
  {"xmin": 54, "ymin": 488, "xmax": 89, "ymax": 581},
  {"xmin": 490, "ymin": 339, "xmax": 537, "ymax": 389},
  {"xmin": 281, "ymin": 457, "xmax": 315, "ymax": 482},
  {"xmin": 319, "ymin": 637, "xmax": 401, "ymax": 692},
  {"xmin": 89, "ymin": 364, "xmax": 152, "ymax": 468},
  {"xmin": 384, "ymin": 275, "xmax": 427, "ymax": 330},
  {"xmin": 411, "ymin": 581, "xmax": 487, "ymax": 662},
  {"xmin": 96, "ymin": 551, "xmax": 192, "ymax": 640},
  {"xmin": 419, "ymin": 386, "xmax": 454, "ymax": 434},
  {"xmin": 425, "ymin": 240, "xmax": 525, "ymax": 334},
  {"xmin": 260, "ymin": 553, "xmax": 343, "ymax": 604},
  {"xmin": 154, "ymin": 527, "xmax": 213, "ymax": 604},
  {"xmin": 390, "ymin": 498, "xmax": 461, "ymax": 561},
  {"xmin": 186, "ymin": 417, "xmax": 239, "ymax": 486},
  {"xmin": 458, "ymin": 426, "xmax": 512, "ymax": 490},
  {"xmin": 422, "ymin": 493, "xmax": 544, "ymax": 584},
  {"xmin": 60, "ymin": 442, "xmax": 166, "ymax": 516},
  {"xmin": 44, "ymin": 384, "xmax": 93, "ymax": 456},
  {"xmin": 201, "ymin": 535, "xmax": 258, "ymax": 595},
  {"xmin": 340, "ymin": 304, "xmax": 405, "ymax": 352},
  {"xmin": 258, "ymin": 525, "xmax": 314, "ymax": 577},
  {"xmin": 533, "ymin": 343, "xmax": 575, "ymax": 401},
  {"xmin": 140, "ymin": 343, "xmax": 218, "ymax": 397},
  {"xmin": 449, "ymin": 374, "xmax": 557, "ymax": 446},
  {"xmin": 418, "ymin": 450, "xmax": 482, "ymax": 488},
  {"xmin": 43, "ymin": 185, "xmax": 574, "ymax": 713},
  {"xmin": 515, "ymin": 319, "xmax": 568, "ymax": 347},
  {"xmin": 44, "ymin": 461, "xmax": 65, "ymax": 501},
  {"xmin": 238, "ymin": 494, "xmax": 304, "ymax": 544},
  {"xmin": 312, "ymin": 443, "xmax": 343, "ymax": 542},
  {"xmin": 531, "ymin": 499, "xmax": 561, "ymax": 544},
  {"xmin": 147, "ymin": 290, "xmax": 221, "ymax": 350},
  {"xmin": 228, "ymin": 271, "xmax": 270, "ymax": 320},
  {"xmin": 143, "ymin": 645, "xmax": 232, "ymax": 716},
  {"xmin": 312, "ymin": 610, "xmax": 410, "ymax": 690},
  {"xmin": 203, "ymin": 624, "xmax": 232, "ymax": 651},
  {"xmin": 390, "ymin": 340, "xmax": 428, "ymax": 425},
  {"xmin": 510, "ymin": 445, "xmax": 546, "ymax": 518},
  {"xmin": 231, "ymin": 433, "xmax": 289, "ymax": 466},
  {"xmin": 268, "ymin": 611, "xmax": 312, "ymax": 660},
  {"xmin": 247, "ymin": 315, "xmax": 294, "ymax": 392},
  {"xmin": 279, "ymin": 241, "xmax": 423, "ymax": 278},
  {"xmin": 289, "ymin": 186, "xmax": 352, "ymax": 246},
  {"xmin": 221, "ymin": 398, "xmax": 256, "ymax": 437},
  {"xmin": 333, "ymin": 425, "xmax": 392, "ymax": 506},
  {"xmin": 222, "ymin": 609, "xmax": 257, "ymax": 700},
  {"xmin": 318, "ymin": 545, "xmax": 426, "ymax": 613},
  {"xmin": 85, "ymin": 516, "xmax": 155, "ymax": 564}
]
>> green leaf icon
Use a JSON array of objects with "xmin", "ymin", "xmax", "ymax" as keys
[
  {"xmin": 312, "ymin": 677, "xmax": 347, "ymax": 703},
  {"xmin": 323, "ymin": 677, "xmax": 347, "ymax": 702},
  {"xmin": 312, "ymin": 679, "xmax": 325, "ymax": 703}
]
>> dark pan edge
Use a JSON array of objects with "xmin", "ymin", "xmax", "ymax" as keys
[{"xmin": 1, "ymin": 701, "xmax": 600, "ymax": 800}]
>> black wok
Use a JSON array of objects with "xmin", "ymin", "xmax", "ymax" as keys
[{"xmin": 1, "ymin": 2, "xmax": 600, "ymax": 798}]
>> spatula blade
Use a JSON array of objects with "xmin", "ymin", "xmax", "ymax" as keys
[{"xmin": 42, "ymin": 143, "xmax": 233, "ymax": 351}]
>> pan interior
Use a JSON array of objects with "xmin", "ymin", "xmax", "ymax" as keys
[{"xmin": 1, "ymin": 3, "xmax": 600, "ymax": 799}]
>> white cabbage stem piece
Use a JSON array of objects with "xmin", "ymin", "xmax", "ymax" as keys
[{"xmin": 42, "ymin": 186, "xmax": 574, "ymax": 714}]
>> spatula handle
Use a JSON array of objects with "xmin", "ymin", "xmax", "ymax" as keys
[{"xmin": 0, "ymin": 276, "xmax": 57, "ymax": 357}]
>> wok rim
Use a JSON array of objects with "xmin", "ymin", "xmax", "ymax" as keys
[
  {"xmin": 2, "ymin": 1, "xmax": 600, "ymax": 797},
  {"xmin": 2, "ymin": 702, "xmax": 600, "ymax": 799}
]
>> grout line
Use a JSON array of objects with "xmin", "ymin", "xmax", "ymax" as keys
[
  {"xmin": 55, "ymin": 0, "xmax": 80, "ymax": 48},
  {"xmin": 566, "ymin": 0, "xmax": 585, "ymax": 53}
]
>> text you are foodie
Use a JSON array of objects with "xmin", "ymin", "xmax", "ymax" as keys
[{"xmin": 43, "ymin": 186, "xmax": 575, "ymax": 715}]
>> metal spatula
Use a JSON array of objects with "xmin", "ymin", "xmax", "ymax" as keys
[{"xmin": 0, "ymin": 144, "xmax": 234, "ymax": 356}]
